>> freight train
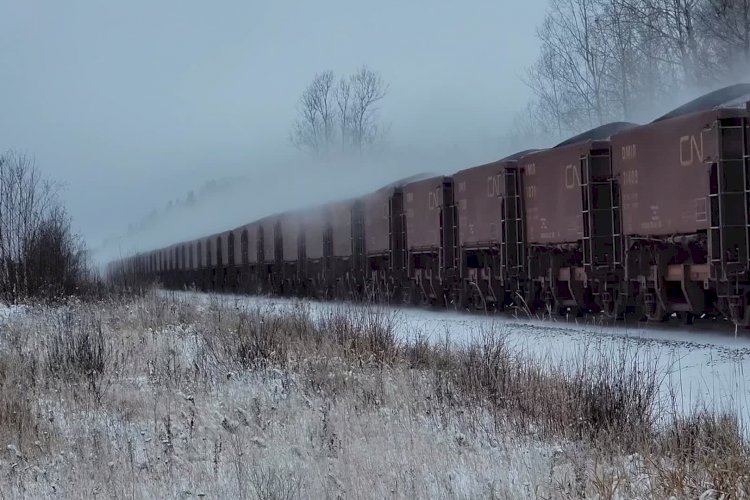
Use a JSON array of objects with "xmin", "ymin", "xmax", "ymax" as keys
[{"xmin": 110, "ymin": 84, "xmax": 750, "ymax": 325}]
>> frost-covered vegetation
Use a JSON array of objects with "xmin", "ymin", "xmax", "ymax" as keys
[{"xmin": 0, "ymin": 292, "xmax": 747, "ymax": 499}]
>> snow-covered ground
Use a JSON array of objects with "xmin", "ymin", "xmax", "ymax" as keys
[
  {"xmin": 169, "ymin": 290, "xmax": 750, "ymax": 420},
  {"xmin": 0, "ymin": 292, "xmax": 739, "ymax": 498}
]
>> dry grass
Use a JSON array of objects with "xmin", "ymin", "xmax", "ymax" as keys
[{"xmin": 0, "ymin": 292, "xmax": 745, "ymax": 498}]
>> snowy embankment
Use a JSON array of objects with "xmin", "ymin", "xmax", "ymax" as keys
[
  {"xmin": 171, "ymin": 290, "xmax": 750, "ymax": 420},
  {"xmin": 0, "ymin": 291, "xmax": 745, "ymax": 498}
]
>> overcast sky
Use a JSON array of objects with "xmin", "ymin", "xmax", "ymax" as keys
[{"xmin": 0, "ymin": 1, "xmax": 547, "ymax": 259}]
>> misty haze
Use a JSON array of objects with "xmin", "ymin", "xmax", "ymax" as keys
[{"xmin": 3, "ymin": 0, "xmax": 750, "ymax": 498}]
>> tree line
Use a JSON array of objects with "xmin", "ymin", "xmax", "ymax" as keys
[
  {"xmin": 522, "ymin": 0, "xmax": 750, "ymax": 143},
  {"xmin": 0, "ymin": 152, "xmax": 90, "ymax": 302}
]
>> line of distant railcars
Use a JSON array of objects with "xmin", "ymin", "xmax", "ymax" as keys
[{"xmin": 110, "ymin": 84, "xmax": 750, "ymax": 326}]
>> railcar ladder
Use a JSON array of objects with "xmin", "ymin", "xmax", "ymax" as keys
[
  {"xmin": 709, "ymin": 117, "xmax": 750, "ymax": 281},
  {"xmin": 351, "ymin": 200, "xmax": 366, "ymax": 277},
  {"xmin": 298, "ymin": 230, "xmax": 306, "ymax": 278},
  {"xmin": 323, "ymin": 223, "xmax": 333, "ymax": 277},
  {"xmin": 257, "ymin": 226, "xmax": 265, "ymax": 263},
  {"xmin": 581, "ymin": 149, "xmax": 621, "ymax": 272},
  {"xmin": 438, "ymin": 179, "xmax": 459, "ymax": 280},
  {"xmin": 216, "ymin": 237, "xmax": 223, "ymax": 268},
  {"xmin": 323, "ymin": 227, "xmax": 333, "ymax": 259},
  {"xmin": 228, "ymin": 233, "xmax": 235, "ymax": 267},
  {"xmin": 388, "ymin": 190, "xmax": 406, "ymax": 274},
  {"xmin": 501, "ymin": 167, "xmax": 525, "ymax": 282},
  {"xmin": 274, "ymin": 222, "xmax": 283, "ymax": 264}
]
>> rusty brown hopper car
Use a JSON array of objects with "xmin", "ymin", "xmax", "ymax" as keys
[
  {"xmin": 220, "ymin": 230, "xmax": 234, "ymax": 290},
  {"xmin": 218, "ymin": 232, "xmax": 229, "ymax": 267},
  {"xmin": 230, "ymin": 222, "xmax": 259, "ymax": 293},
  {"xmin": 207, "ymin": 233, "xmax": 221, "ymax": 290},
  {"xmin": 404, "ymin": 176, "xmax": 451, "ymax": 251},
  {"xmin": 202, "ymin": 237, "xmax": 213, "ymax": 289},
  {"xmin": 303, "ymin": 207, "xmax": 326, "ymax": 261},
  {"xmin": 402, "ymin": 175, "xmax": 457, "ymax": 305},
  {"xmin": 256, "ymin": 215, "xmax": 283, "ymax": 294},
  {"xmin": 301, "ymin": 206, "xmax": 327, "ymax": 296},
  {"xmin": 329, "ymin": 199, "xmax": 365, "ymax": 297},
  {"xmin": 455, "ymin": 161, "xmax": 504, "ymax": 247},
  {"xmin": 363, "ymin": 186, "xmax": 394, "ymax": 257},
  {"xmin": 363, "ymin": 174, "xmax": 430, "ymax": 256},
  {"xmin": 180, "ymin": 243, "xmax": 188, "ymax": 277},
  {"xmin": 329, "ymin": 200, "xmax": 355, "ymax": 257},
  {"xmin": 233, "ymin": 222, "xmax": 259, "ymax": 265},
  {"xmin": 610, "ymin": 83, "xmax": 750, "ymax": 323},
  {"xmin": 280, "ymin": 212, "xmax": 302, "ymax": 263},
  {"xmin": 226, "ymin": 230, "xmax": 236, "ymax": 267},
  {"xmin": 277, "ymin": 211, "xmax": 305, "ymax": 295},
  {"xmin": 182, "ymin": 240, "xmax": 194, "ymax": 286},
  {"xmin": 210, "ymin": 233, "xmax": 221, "ymax": 269},
  {"xmin": 452, "ymin": 150, "xmax": 532, "ymax": 309},
  {"xmin": 258, "ymin": 215, "xmax": 279, "ymax": 264},
  {"xmin": 361, "ymin": 174, "xmax": 431, "ymax": 300},
  {"xmin": 519, "ymin": 122, "xmax": 637, "ymax": 314}
]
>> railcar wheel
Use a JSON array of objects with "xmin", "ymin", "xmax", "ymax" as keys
[
  {"xmin": 600, "ymin": 291, "xmax": 624, "ymax": 320},
  {"xmin": 413, "ymin": 286, "xmax": 424, "ymax": 307},
  {"xmin": 644, "ymin": 295, "xmax": 668, "ymax": 323}
]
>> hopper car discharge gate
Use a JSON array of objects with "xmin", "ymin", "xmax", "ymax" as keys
[{"xmin": 710, "ymin": 116, "xmax": 750, "ymax": 325}]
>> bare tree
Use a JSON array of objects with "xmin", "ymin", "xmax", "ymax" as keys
[
  {"xmin": 335, "ymin": 78, "xmax": 352, "ymax": 153},
  {"xmin": 290, "ymin": 71, "xmax": 336, "ymax": 153},
  {"xmin": 697, "ymin": 0, "xmax": 750, "ymax": 78},
  {"xmin": 524, "ymin": 44, "xmax": 575, "ymax": 141},
  {"xmin": 521, "ymin": 0, "xmax": 715, "ymax": 138},
  {"xmin": 348, "ymin": 66, "xmax": 389, "ymax": 153}
]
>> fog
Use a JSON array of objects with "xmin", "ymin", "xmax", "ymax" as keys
[
  {"xmin": 4, "ymin": 1, "xmax": 735, "ymax": 266},
  {"xmin": 0, "ymin": 1, "xmax": 557, "ymax": 263}
]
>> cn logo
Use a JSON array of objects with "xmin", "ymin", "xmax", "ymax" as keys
[
  {"xmin": 565, "ymin": 164, "xmax": 581, "ymax": 189},
  {"xmin": 680, "ymin": 133, "xmax": 704, "ymax": 166},
  {"xmin": 428, "ymin": 188, "xmax": 441, "ymax": 209},
  {"xmin": 487, "ymin": 174, "xmax": 502, "ymax": 197}
]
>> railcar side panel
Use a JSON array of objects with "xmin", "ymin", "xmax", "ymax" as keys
[
  {"xmin": 304, "ymin": 208, "xmax": 326, "ymax": 260},
  {"xmin": 363, "ymin": 188, "xmax": 392, "ymax": 255},
  {"xmin": 453, "ymin": 161, "xmax": 504, "ymax": 247},
  {"xmin": 260, "ymin": 217, "xmax": 277, "ymax": 263},
  {"xmin": 520, "ymin": 144, "xmax": 589, "ymax": 245},
  {"xmin": 235, "ymin": 223, "xmax": 259, "ymax": 264},
  {"xmin": 281, "ymin": 213, "xmax": 302, "ymax": 262},
  {"xmin": 330, "ymin": 200, "xmax": 354, "ymax": 257},
  {"xmin": 404, "ymin": 176, "xmax": 446, "ymax": 250},
  {"xmin": 611, "ymin": 109, "xmax": 736, "ymax": 236}
]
